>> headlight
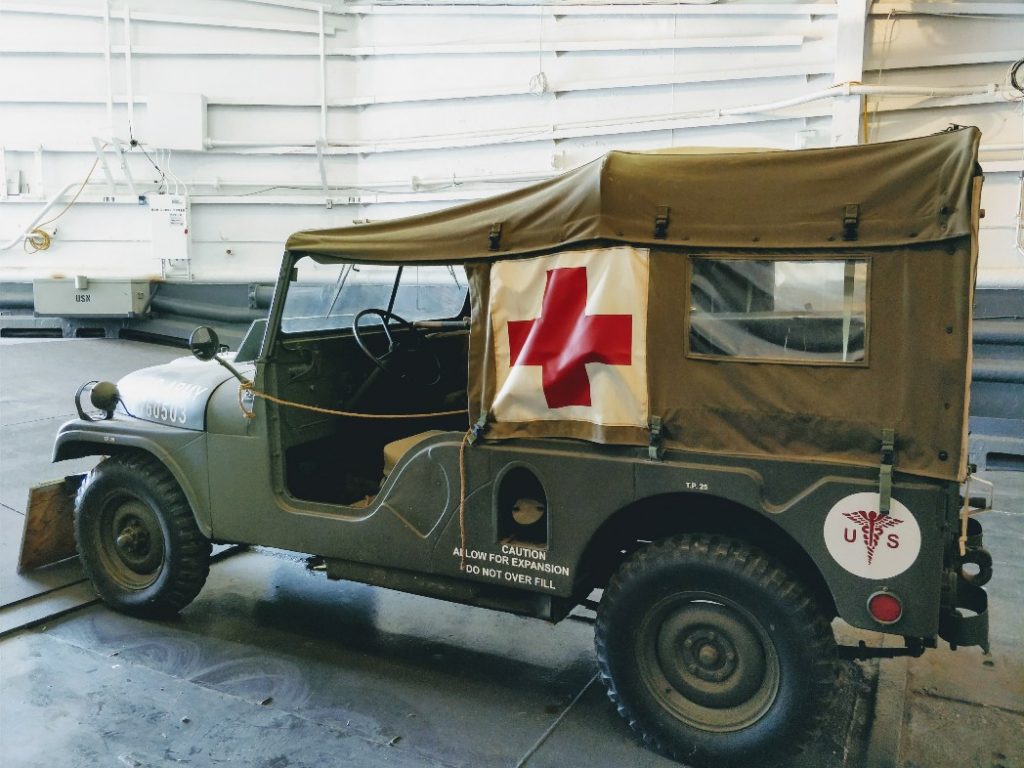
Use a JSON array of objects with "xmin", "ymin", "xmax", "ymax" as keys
[{"xmin": 75, "ymin": 380, "xmax": 120, "ymax": 421}]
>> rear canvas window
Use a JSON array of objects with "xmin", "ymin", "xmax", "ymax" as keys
[{"xmin": 688, "ymin": 257, "xmax": 868, "ymax": 364}]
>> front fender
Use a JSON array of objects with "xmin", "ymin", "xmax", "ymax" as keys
[{"xmin": 53, "ymin": 417, "xmax": 213, "ymax": 537}]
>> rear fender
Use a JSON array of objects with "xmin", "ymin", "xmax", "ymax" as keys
[{"xmin": 53, "ymin": 418, "xmax": 213, "ymax": 537}]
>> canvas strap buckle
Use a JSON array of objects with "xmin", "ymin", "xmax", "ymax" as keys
[
  {"xmin": 878, "ymin": 428, "xmax": 896, "ymax": 515},
  {"xmin": 842, "ymin": 204, "xmax": 860, "ymax": 241},
  {"xmin": 653, "ymin": 206, "xmax": 670, "ymax": 239},
  {"xmin": 488, "ymin": 223, "xmax": 503, "ymax": 251},
  {"xmin": 648, "ymin": 416, "xmax": 664, "ymax": 461}
]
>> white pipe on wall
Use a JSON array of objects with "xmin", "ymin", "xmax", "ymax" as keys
[
  {"xmin": 4, "ymin": 119, "xmax": 1016, "ymax": 160},
  {"xmin": 103, "ymin": 0, "xmax": 113, "ymax": 134},
  {"xmin": 203, "ymin": 82, "xmax": 1012, "ymax": 155},
  {"xmin": 241, "ymin": 0, "xmax": 331, "ymax": 13},
  {"xmin": 871, "ymin": 3, "xmax": 1024, "ymax": 17},
  {"xmin": 1017, "ymin": 171, "xmax": 1024, "ymax": 261},
  {"xmin": 338, "ymin": 3, "xmax": 838, "ymax": 18},
  {"xmin": 318, "ymin": 6, "xmax": 327, "ymax": 144},
  {"xmin": 832, "ymin": 0, "xmax": 868, "ymax": 146},
  {"xmin": 0, "ymin": 62, "xmax": 838, "ymax": 109},
  {"xmin": 6, "ymin": 61, "xmax": 1016, "ymax": 112},
  {"xmin": 122, "ymin": 7, "xmax": 135, "ymax": 133},
  {"xmin": 726, "ymin": 82, "xmax": 1001, "ymax": 116},
  {"xmin": 3, "ymin": 3, "xmax": 338, "ymax": 35},
  {"xmin": 189, "ymin": 170, "xmax": 554, "ymax": 189},
  {"xmin": 2, "ymin": 36, "xmax": 807, "ymax": 58}
]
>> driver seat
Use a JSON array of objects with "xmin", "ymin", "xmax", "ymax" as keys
[{"xmin": 381, "ymin": 431, "xmax": 444, "ymax": 479}]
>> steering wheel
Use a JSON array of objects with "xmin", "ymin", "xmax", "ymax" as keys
[{"xmin": 352, "ymin": 308, "xmax": 442, "ymax": 387}]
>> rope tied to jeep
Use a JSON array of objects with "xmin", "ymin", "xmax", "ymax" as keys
[{"xmin": 235, "ymin": 380, "xmax": 468, "ymax": 421}]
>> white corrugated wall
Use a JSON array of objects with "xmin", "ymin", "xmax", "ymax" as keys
[{"xmin": 0, "ymin": 0, "xmax": 1021, "ymax": 285}]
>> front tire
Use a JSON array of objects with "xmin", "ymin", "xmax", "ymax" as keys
[
  {"xmin": 595, "ymin": 534, "xmax": 837, "ymax": 767},
  {"xmin": 75, "ymin": 452, "xmax": 211, "ymax": 617}
]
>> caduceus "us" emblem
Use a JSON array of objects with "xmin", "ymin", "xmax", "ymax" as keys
[{"xmin": 842, "ymin": 510, "xmax": 904, "ymax": 565}]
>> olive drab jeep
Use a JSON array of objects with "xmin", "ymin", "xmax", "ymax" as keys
[{"xmin": 26, "ymin": 127, "xmax": 994, "ymax": 767}]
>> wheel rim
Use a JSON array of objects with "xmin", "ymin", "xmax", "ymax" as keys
[
  {"xmin": 637, "ymin": 592, "xmax": 780, "ymax": 732},
  {"xmin": 95, "ymin": 493, "xmax": 166, "ymax": 589}
]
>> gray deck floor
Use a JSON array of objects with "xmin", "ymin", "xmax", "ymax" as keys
[{"xmin": 1, "ymin": 338, "xmax": 1020, "ymax": 768}]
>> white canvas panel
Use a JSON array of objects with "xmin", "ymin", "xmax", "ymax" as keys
[{"xmin": 490, "ymin": 246, "xmax": 650, "ymax": 428}]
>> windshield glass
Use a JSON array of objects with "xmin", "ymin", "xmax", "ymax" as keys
[{"xmin": 281, "ymin": 259, "xmax": 467, "ymax": 334}]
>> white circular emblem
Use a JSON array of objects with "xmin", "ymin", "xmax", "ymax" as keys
[{"xmin": 823, "ymin": 493, "xmax": 921, "ymax": 579}]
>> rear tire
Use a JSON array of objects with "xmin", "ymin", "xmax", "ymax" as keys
[
  {"xmin": 595, "ymin": 534, "xmax": 837, "ymax": 767},
  {"xmin": 75, "ymin": 452, "xmax": 211, "ymax": 617}
]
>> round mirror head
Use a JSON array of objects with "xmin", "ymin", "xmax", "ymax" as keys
[{"xmin": 189, "ymin": 326, "xmax": 220, "ymax": 361}]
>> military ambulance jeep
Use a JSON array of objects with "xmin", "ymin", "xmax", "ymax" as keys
[{"xmin": 40, "ymin": 128, "xmax": 994, "ymax": 767}]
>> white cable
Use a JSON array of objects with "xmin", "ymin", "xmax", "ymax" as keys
[{"xmin": 0, "ymin": 181, "xmax": 94, "ymax": 251}]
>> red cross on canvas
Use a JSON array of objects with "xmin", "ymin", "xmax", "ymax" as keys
[{"xmin": 507, "ymin": 267, "xmax": 632, "ymax": 408}]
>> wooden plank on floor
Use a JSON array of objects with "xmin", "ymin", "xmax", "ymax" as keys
[{"xmin": 17, "ymin": 476, "xmax": 83, "ymax": 572}]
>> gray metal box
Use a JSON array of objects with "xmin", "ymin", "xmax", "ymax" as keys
[{"xmin": 32, "ymin": 278, "xmax": 150, "ymax": 317}]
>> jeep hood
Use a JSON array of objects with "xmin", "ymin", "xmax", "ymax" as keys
[{"xmin": 117, "ymin": 355, "xmax": 253, "ymax": 431}]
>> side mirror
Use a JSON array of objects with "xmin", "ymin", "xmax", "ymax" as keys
[
  {"xmin": 188, "ymin": 326, "xmax": 253, "ymax": 387},
  {"xmin": 189, "ymin": 326, "xmax": 220, "ymax": 361}
]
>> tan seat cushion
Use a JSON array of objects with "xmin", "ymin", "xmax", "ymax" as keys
[{"xmin": 382, "ymin": 430, "xmax": 445, "ymax": 478}]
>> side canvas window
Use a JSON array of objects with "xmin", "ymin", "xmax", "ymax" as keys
[{"xmin": 688, "ymin": 257, "xmax": 868, "ymax": 365}]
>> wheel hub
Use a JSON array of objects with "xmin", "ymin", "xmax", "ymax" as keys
[
  {"xmin": 655, "ymin": 603, "xmax": 768, "ymax": 710},
  {"xmin": 116, "ymin": 522, "xmax": 150, "ymax": 556},
  {"xmin": 683, "ymin": 628, "xmax": 739, "ymax": 683},
  {"xmin": 103, "ymin": 499, "xmax": 165, "ymax": 578}
]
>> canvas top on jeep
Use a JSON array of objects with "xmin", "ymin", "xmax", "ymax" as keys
[{"xmin": 282, "ymin": 128, "xmax": 983, "ymax": 483}]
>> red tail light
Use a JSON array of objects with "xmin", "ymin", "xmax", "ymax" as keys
[{"xmin": 867, "ymin": 591, "xmax": 903, "ymax": 624}]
